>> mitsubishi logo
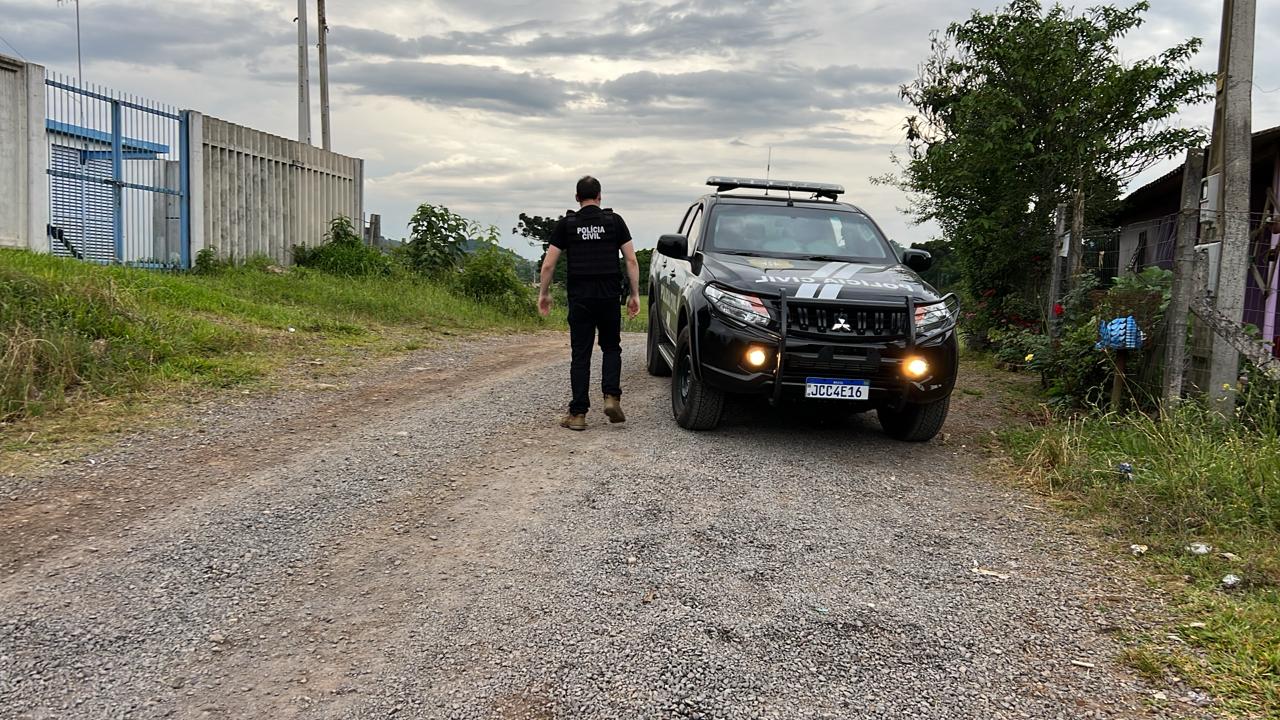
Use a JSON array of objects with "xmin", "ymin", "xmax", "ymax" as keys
[{"xmin": 831, "ymin": 315, "xmax": 852, "ymax": 332}]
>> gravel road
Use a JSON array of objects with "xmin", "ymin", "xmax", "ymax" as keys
[{"xmin": 1, "ymin": 333, "xmax": 1182, "ymax": 719}]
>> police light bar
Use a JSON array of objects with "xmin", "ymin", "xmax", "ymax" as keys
[{"xmin": 707, "ymin": 176, "xmax": 845, "ymax": 200}]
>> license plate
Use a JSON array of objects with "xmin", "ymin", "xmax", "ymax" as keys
[{"xmin": 804, "ymin": 377, "xmax": 870, "ymax": 400}]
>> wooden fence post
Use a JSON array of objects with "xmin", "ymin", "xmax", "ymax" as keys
[
  {"xmin": 1163, "ymin": 148, "xmax": 1206, "ymax": 408},
  {"xmin": 1048, "ymin": 204, "xmax": 1067, "ymax": 339}
]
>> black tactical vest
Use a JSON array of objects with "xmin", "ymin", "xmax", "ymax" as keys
[{"xmin": 562, "ymin": 208, "xmax": 622, "ymax": 279}]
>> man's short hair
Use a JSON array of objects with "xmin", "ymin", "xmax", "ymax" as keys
[{"xmin": 576, "ymin": 175, "xmax": 602, "ymax": 201}]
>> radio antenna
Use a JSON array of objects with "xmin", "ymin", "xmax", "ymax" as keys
[{"xmin": 765, "ymin": 145, "xmax": 773, "ymax": 195}]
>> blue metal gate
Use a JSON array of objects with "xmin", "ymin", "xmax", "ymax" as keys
[{"xmin": 44, "ymin": 71, "xmax": 190, "ymax": 268}]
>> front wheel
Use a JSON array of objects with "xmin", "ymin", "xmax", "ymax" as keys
[
  {"xmin": 646, "ymin": 298, "xmax": 671, "ymax": 377},
  {"xmin": 877, "ymin": 395, "xmax": 950, "ymax": 442},
  {"xmin": 672, "ymin": 327, "xmax": 723, "ymax": 430}
]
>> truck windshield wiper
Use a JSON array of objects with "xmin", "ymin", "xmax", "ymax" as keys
[
  {"xmin": 716, "ymin": 250, "xmax": 764, "ymax": 257},
  {"xmin": 807, "ymin": 255, "xmax": 859, "ymax": 263}
]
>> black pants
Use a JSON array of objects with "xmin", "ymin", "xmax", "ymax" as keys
[{"xmin": 568, "ymin": 297, "xmax": 622, "ymax": 415}]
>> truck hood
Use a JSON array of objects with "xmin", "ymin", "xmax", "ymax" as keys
[{"xmin": 700, "ymin": 253, "xmax": 941, "ymax": 303}]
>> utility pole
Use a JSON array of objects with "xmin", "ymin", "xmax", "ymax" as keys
[
  {"xmin": 1206, "ymin": 0, "xmax": 1255, "ymax": 412},
  {"xmin": 1163, "ymin": 147, "xmax": 1206, "ymax": 407},
  {"xmin": 296, "ymin": 0, "xmax": 312, "ymax": 146},
  {"xmin": 317, "ymin": 0, "xmax": 332, "ymax": 150}
]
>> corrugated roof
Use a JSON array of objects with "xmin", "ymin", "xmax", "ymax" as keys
[{"xmin": 1122, "ymin": 123, "xmax": 1280, "ymax": 204}]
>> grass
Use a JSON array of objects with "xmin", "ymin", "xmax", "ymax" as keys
[
  {"xmin": 1001, "ymin": 396, "xmax": 1280, "ymax": 717},
  {"xmin": 0, "ymin": 249, "xmax": 558, "ymax": 439},
  {"xmin": 1, "ymin": 250, "xmax": 652, "ymax": 464}
]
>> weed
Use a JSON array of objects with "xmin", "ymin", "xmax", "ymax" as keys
[{"xmin": 292, "ymin": 217, "xmax": 392, "ymax": 277}]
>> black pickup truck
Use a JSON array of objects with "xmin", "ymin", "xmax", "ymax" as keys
[{"xmin": 645, "ymin": 177, "xmax": 959, "ymax": 441}]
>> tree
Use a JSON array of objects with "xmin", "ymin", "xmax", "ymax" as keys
[
  {"xmin": 890, "ymin": 0, "xmax": 1211, "ymax": 334},
  {"xmin": 913, "ymin": 239, "xmax": 961, "ymax": 293},
  {"xmin": 513, "ymin": 212, "xmax": 565, "ymax": 285},
  {"xmin": 635, "ymin": 248, "xmax": 654, "ymax": 295}
]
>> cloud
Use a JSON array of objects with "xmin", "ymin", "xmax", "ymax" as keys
[
  {"xmin": 0, "ymin": 0, "xmax": 288, "ymax": 70},
  {"xmin": 332, "ymin": 0, "xmax": 810, "ymax": 61},
  {"xmin": 334, "ymin": 57, "xmax": 908, "ymax": 140},
  {"xmin": 337, "ymin": 61, "xmax": 579, "ymax": 114},
  {"xmin": 599, "ymin": 65, "xmax": 905, "ymax": 110},
  {"xmin": 580, "ymin": 65, "xmax": 906, "ymax": 136}
]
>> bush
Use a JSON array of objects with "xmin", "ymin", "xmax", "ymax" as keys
[
  {"xmin": 403, "ymin": 204, "xmax": 473, "ymax": 276},
  {"xmin": 193, "ymin": 248, "xmax": 278, "ymax": 275},
  {"xmin": 988, "ymin": 326, "xmax": 1050, "ymax": 371},
  {"xmin": 193, "ymin": 247, "xmax": 227, "ymax": 274},
  {"xmin": 986, "ymin": 269, "xmax": 1174, "ymax": 408},
  {"xmin": 457, "ymin": 244, "xmax": 535, "ymax": 316},
  {"xmin": 292, "ymin": 217, "xmax": 391, "ymax": 277}
]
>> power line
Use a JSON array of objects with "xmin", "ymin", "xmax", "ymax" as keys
[{"xmin": 0, "ymin": 32, "xmax": 27, "ymax": 60}]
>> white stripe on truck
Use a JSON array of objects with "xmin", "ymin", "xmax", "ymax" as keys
[
  {"xmin": 795, "ymin": 283, "xmax": 820, "ymax": 299},
  {"xmin": 810, "ymin": 262, "xmax": 846, "ymax": 279}
]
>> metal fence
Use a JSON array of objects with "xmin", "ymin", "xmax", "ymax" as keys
[
  {"xmin": 44, "ymin": 70, "xmax": 188, "ymax": 268},
  {"xmin": 12, "ymin": 60, "xmax": 366, "ymax": 270}
]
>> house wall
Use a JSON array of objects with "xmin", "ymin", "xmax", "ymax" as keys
[
  {"xmin": 1243, "ymin": 153, "xmax": 1280, "ymax": 349},
  {"xmin": 1116, "ymin": 214, "xmax": 1179, "ymax": 275},
  {"xmin": 192, "ymin": 113, "xmax": 364, "ymax": 265}
]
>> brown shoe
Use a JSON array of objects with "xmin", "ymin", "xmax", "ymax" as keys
[
  {"xmin": 603, "ymin": 395, "xmax": 626, "ymax": 424},
  {"xmin": 559, "ymin": 414, "xmax": 587, "ymax": 431}
]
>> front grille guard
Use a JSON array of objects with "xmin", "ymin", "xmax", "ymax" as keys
[
  {"xmin": 784, "ymin": 304, "xmax": 911, "ymax": 339},
  {"xmin": 769, "ymin": 292, "xmax": 956, "ymax": 404}
]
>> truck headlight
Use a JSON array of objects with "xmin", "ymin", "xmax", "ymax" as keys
[
  {"xmin": 704, "ymin": 286, "xmax": 771, "ymax": 327},
  {"xmin": 903, "ymin": 356, "xmax": 930, "ymax": 378},
  {"xmin": 913, "ymin": 296, "xmax": 960, "ymax": 336}
]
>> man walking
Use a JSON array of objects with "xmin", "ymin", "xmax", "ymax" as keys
[{"xmin": 538, "ymin": 176, "xmax": 641, "ymax": 431}]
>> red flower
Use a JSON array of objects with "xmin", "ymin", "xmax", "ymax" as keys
[{"xmin": 1054, "ymin": 303, "xmax": 1064, "ymax": 317}]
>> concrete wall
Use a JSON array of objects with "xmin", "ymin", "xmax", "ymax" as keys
[
  {"xmin": 191, "ymin": 113, "xmax": 364, "ymax": 265},
  {"xmin": 0, "ymin": 54, "xmax": 49, "ymax": 252}
]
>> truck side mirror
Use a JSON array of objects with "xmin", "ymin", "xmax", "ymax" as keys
[
  {"xmin": 657, "ymin": 234, "xmax": 689, "ymax": 260},
  {"xmin": 902, "ymin": 248, "xmax": 932, "ymax": 273}
]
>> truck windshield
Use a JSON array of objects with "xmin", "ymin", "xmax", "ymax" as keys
[{"xmin": 706, "ymin": 205, "xmax": 894, "ymax": 262}]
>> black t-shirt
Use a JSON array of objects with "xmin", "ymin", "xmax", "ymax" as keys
[{"xmin": 549, "ymin": 205, "xmax": 632, "ymax": 300}]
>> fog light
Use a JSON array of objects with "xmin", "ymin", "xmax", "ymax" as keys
[
  {"xmin": 745, "ymin": 347, "xmax": 769, "ymax": 369},
  {"xmin": 903, "ymin": 356, "xmax": 929, "ymax": 379}
]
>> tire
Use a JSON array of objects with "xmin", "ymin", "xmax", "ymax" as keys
[
  {"xmin": 646, "ymin": 298, "xmax": 671, "ymax": 377},
  {"xmin": 877, "ymin": 395, "xmax": 951, "ymax": 442},
  {"xmin": 671, "ymin": 327, "xmax": 723, "ymax": 430}
]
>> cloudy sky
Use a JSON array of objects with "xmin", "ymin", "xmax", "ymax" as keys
[{"xmin": 2, "ymin": 0, "xmax": 1278, "ymax": 258}]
